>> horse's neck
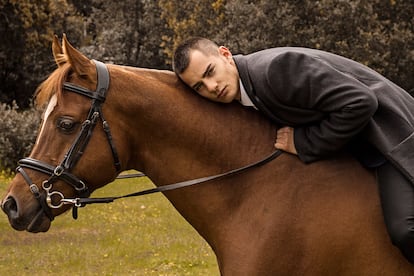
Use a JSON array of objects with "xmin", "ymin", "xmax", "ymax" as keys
[
  {"xmin": 111, "ymin": 66, "xmax": 277, "ymax": 183},
  {"xmin": 109, "ymin": 66, "xmax": 278, "ymax": 242}
]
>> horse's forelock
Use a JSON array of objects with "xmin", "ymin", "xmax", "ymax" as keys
[
  {"xmin": 35, "ymin": 63, "xmax": 71, "ymax": 108},
  {"xmin": 54, "ymin": 53, "xmax": 67, "ymax": 67}
]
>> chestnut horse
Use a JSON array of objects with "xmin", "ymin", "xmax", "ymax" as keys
[{"xmin": 1, "ymin": 36, "xmax": 413, "ymax": 275}]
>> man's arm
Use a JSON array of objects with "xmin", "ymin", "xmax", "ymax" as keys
[{"xmin": 266, "ymin": 52, "xmax": 378, "ymax": 162}]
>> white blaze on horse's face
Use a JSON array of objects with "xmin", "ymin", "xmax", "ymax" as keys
[{"xmin": 35, "ymin": 94, "xmax": 57, "ymax": 146}]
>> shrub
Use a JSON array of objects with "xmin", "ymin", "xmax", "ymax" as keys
[{"xmin": 0, "ymin": 102, "xmax": 40, "ymax": 170}]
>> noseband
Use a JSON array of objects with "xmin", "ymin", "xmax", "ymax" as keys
[{"xmin": 17, "ymin": 60, "xmax": 120, "ymax": 221}]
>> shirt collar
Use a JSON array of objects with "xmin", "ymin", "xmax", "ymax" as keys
[{"xmin": 238, "ymin": 79, "xmax": 257, "ymax": 109}]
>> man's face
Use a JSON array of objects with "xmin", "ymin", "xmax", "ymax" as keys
[{"xmin": 179, "ymin": 47, "xmax": 241, "ymax": 103}]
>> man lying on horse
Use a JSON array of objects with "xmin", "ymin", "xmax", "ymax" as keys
[{"xmin": 173, "ymin": 37, "xmax": 414, "ymax": 264}]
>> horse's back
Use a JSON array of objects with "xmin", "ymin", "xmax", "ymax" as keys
[
  {"xmin": 124, "ymin": 68, "xmax": 414, "ymax": 274},
  {"xmin": 218, "ymin": 153, "xmax": 414, "ymax": 275}
]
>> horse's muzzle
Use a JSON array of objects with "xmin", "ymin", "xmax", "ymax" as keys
[{"xmin": 1, "ymin": 195, "xmax": 51, "ymax": 232}]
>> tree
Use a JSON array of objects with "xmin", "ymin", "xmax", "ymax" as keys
[
  {"xmin": 159, "ymin": 0, "xmax": 413, "ymax": 91},
  {"xmin": 79, "ymin": 0, "xmax": 168, "ymax": 69},
  {"xmin": 158, "ymin": 0, "xmax": 225, "ymax": 64},
  {"xmin": 1, "ymin": 0, "xmax": 413, "ymax": 108},
  {"xmin": 0, "ymin": 0, "xmax": 83, "ymax": 107}
]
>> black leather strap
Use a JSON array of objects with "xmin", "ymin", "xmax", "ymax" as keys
[
  {"xmin": 63, "ymin": 149, "xmax": 283, "ymax": 208},
  {"xmin": 17, "ymin": 166, "xmax": 55, "ymax": 221},
  {"xmin": 18, "ymin": 158, "xmax": 87, "ymax": 192}
]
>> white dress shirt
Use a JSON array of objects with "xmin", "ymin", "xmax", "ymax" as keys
[{"xmin": 238, "ymin": 79, "xmax": 257, "ymax": 109}]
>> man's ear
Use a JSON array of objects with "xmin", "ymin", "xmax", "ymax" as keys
[{"xmin": 218, "ymin": 46, "xmax": 232, "ymax": 58}]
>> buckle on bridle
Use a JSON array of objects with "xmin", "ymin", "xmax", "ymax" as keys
[
  {"xmin": 29, "ymin": 184, "xmax": 40, "ymax": 198},
  {"xmin": 54, "ymin": 165, "xmax": 64, "ymax": 176}
]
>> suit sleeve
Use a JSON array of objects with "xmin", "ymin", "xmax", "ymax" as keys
[{"xmin": 265, "ymin": 52, "xmax": 378, "ymax": 163}]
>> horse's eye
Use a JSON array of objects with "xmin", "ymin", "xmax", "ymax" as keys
[{"xmin": 57, "ymin": 117, "xmax": 76, "ymax": 133}]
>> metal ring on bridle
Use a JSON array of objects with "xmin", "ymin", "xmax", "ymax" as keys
[{"xmin": 42, "ymin": 181, "xmax": 66, "ymax": 209}]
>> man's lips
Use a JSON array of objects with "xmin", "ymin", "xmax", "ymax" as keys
[{"xmin": 217, "ymin": 86, "xmax": 227, "ymax": 98}]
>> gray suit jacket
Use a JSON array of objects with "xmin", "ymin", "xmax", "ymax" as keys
[{"xmin": 233, "ymin": 47, "xmax": 414, "ymax": 182}]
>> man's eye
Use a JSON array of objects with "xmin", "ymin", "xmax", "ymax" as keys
[
  {"xmin": 194, "ymin": 83, "xmax": 202, "ymax": 92},
  {"xmin": 207, "ymin": 67, "xmax": 214, "ymax": 76}
]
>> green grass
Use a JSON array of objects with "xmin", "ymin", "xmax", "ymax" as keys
[{"xmin": 0, "ymin": 172, "xmax": 219, "ymax": 275}]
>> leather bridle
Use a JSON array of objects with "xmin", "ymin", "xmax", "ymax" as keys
[
  {"xmin": 17, "ymin": 60, "xmax": 120, "ymax": 221},
  {"xmin": 14, "ymin": 60, "xmax": 282, "ymax": 222}
]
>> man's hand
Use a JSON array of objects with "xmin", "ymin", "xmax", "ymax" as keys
[{"xmin": 275, "ymin": 126, "xmax": 298, "ymax": 155}]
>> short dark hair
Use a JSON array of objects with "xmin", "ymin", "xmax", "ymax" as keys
[{"xmin": 173, "ymin": 37, "xmax": 219, "ymax": 74}]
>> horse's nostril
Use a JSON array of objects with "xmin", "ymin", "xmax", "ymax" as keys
[{"xmin": 1, "ymin": 196, "xmax": 18, "ymax": 217}]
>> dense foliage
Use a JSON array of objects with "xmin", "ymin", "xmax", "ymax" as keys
[
  {"xmin": 0, "ymin": 0, "xmax": 413, "ymax": 169},
  {"xmin": 0, "ymin": 103, "xmax": 40, "ymax": 169},
  {"xmin": 0, "ymin": 0, "xmax": 83, "ymax": 107},
  {"xmin": 1, "ymin": 0, "xmax": 413, "ymax": 107},
  {"xmin": 161, "ymin": 0, "xmax": 413, "ymax": 92}
]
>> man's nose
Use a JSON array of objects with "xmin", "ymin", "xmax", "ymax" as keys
[{"xmin": 205, "ymin": 79, "xmax": 218, "ymax": 94}]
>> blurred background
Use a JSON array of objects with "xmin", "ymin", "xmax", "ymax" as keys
[{"xmin": 0, "ymin": 2, "xmax": 412, "ymax": 273}]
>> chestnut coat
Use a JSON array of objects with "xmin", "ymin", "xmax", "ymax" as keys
[{"xmin": 233, "ymin": 48, "xmax": 414, "ymax": 182}]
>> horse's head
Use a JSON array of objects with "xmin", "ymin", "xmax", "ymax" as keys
[{"xmin": 1, "ymin": 35, "xmax": 122, "ymax": 232}]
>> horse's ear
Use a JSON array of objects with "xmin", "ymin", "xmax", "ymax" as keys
[
  {"xmin": 62, "ymin": 34, "xmax": 94, "ymax": 76},
  {"xmin": 52, "ymin": 35, "xmax": 65, "ymax": 67}
]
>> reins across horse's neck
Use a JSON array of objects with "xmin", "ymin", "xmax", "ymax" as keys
[
  {"xmin": 64, "ymin": 149, "xmax": 282, "ymax": 219},
  {"xmin": 17, "ymin": 59, "xmax": 283, "ymax": 221}
]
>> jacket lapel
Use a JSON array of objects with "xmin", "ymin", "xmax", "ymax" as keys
[{"xmin": 233, "ymin": 55, "xmax": 285, "ymax": 126}]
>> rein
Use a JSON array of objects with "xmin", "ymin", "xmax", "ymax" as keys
[
  {"xmin": 16, "ymin": 60, "xmax": 283, "ymax": 221},
  {"xmin": 63, "ymin": 149, "xmax": 282, "ymax": 219}
]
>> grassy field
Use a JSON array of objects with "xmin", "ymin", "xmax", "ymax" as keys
[{"xmin": 0, "ymin": 172, "xmax": 219, "ymax": 275}]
